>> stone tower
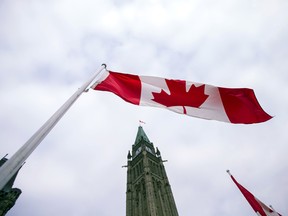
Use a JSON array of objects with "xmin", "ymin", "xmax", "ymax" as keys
[
  {"xmin": 0, "ymin": 157, "xmax": 22, "ymax": 216},
  {"xmin": 126, "ymin": 126, "xmax": 179, "ymax": 216}
]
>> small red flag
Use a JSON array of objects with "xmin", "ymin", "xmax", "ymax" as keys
[
  {"xmin": 228, "ymin": 171, "xmax": 281, "ymax": 216},
  {"xmin": 92, "ymin": 70, "xmax": 272, "ymax": 124}
]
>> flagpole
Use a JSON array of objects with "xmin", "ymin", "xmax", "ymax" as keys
[
  {"xmin": 0, "ymin": 64, "xmax": 106, "ymax": 190},
  {"xmin": 269, "ymin": 205, "xmax": 277, "ymax": 212}
]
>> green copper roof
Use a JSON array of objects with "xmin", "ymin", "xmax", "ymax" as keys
[{"xmin": 134, "ymin": 126, "xmax": 150, "ymax": 144}]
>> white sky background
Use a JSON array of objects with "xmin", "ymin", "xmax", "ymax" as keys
[{"xmin": 0, "ymin": 0, "xmax": 287, "ymax": 215}]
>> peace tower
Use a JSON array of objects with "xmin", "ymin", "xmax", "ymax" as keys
[{"xmin": 125, "ymin": 126, "xmax": 179, "ymax": 216}]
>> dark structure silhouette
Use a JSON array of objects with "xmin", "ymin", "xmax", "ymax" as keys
[{"xmin": 0, "ymin": 157, "xmax": 21, "ymax": 216}]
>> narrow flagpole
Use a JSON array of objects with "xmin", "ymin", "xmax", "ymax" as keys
[
  {"xmin": 269, "ymin": 205, "xmax": 275, "ymax": 211},
  {"xmin": 0, "ymin": 64, "xmax": 106, "ymax": 189}
]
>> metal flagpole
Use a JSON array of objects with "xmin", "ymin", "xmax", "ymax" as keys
[{"xmin": 0, "ymin": 64, "xmax": 106, "ymax": 190}]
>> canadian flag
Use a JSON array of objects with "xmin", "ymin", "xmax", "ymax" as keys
[
  {"xmin": 228, "ymin": 171, "xmax": 282, "ymax": 216},
  {"xmin": 92, "ymin": 70, "xmax": 272, "ymax": 124}
]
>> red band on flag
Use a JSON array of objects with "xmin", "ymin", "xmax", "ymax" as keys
[
  {"xmin": 219, "ymin": 88, "xmax": 272, "ymax": 124},
  {"xmin": 230, "ymin": 175, "xmax": 267, "ymax": 216},
  {"xmin": 229, "ymin": 173, "xmax": 282, "ymax": 216},
  {"xmin": 94, "ymin": 71, "xmax": 141, "ymax": 105}
]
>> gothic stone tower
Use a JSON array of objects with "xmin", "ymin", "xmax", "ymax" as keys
[{"xmin": 126, "ymin": 126, "xmax": 179, "ymax": 216}]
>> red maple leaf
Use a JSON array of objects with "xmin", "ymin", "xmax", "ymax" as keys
[{"xmin": 152, "ymin": 79, "xmax": 209, "ymax": 114}]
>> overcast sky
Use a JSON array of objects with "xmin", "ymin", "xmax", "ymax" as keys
[{"xmin": 0, "ymin": 0, "xmax": 287, "ymax": 215}]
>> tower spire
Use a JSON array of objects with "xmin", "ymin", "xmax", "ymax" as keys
[{"xmin": 134, "ymin": 126, "xmax": 150, "ymax": 145}]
